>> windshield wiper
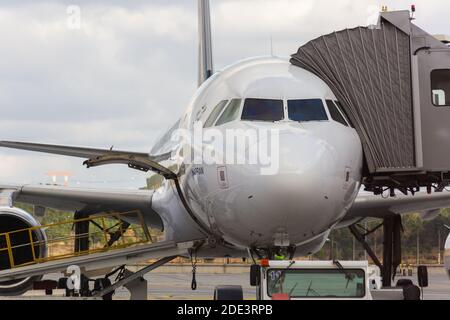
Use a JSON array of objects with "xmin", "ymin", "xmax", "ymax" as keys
[
  {"xmin": 289, "ymin": 282, "xmax": 299, "ymax": 297},
  {"xmin": 333, "ymin": 260, "xmax": 356, "ymax": 289},
  {"xmin": 306, "ymin": 281, "xmax": 320, "ymax": 297},
  {"xmin": 269, "ymin": 261, "xmax": 296, "ymax": 293}
]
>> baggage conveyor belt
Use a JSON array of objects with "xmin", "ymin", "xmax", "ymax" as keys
[{"xmin": 0, "ymin": 240, "xmax": 196, "ymax": 282}]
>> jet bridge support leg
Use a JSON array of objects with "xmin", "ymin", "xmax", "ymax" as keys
[
  {"xmin": 349, "ymin": 225, "xmax": 383, "ymax": 269},
  {"xmin": 382, "ymin": 215, "xmax": 402, "ymax": 288},
  {"xmin": 350, "ymin": 215, "xmax": 402, "ymax": 288}
]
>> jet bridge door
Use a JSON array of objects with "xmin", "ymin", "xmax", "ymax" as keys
[{"xmin": 417, "ymin": 49, "xmax": 450, "ymax": 171}]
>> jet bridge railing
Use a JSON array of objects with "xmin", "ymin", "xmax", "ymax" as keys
[{"xmin": 0, "ymin": 210, "xmax": 152, "ymax": 269}]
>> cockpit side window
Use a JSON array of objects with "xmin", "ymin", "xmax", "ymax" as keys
[
  {"xmin": 288, "ymin": 99, "xmax": 328, "ymax": 122},
  {"xmin": 334, "ymin": 100, "xmax": 353, "ymax": 128},
  {"xmin": 326, "ymin": 100, "xmax": 349, "ymax": 127},
  {"xmin": 204, "ymin": 100, "xmax": 228, "ymax": 128},
  {"xmin": 215, "ymin": 99, "xmax": 242, "ymax": 126},
  {"xmin": 241, "ymin": 99, "xmax": 284, "ymax": 122}
]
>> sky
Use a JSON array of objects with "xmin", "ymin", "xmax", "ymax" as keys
[{"xmin": 0, "ymin": 0, "xmax": 448, "ymax": 189}]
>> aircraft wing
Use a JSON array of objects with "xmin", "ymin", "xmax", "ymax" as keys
[
  {"xmin": 342, "ymin": 191, "xmax": 450, "ymax": 225},
  {"xmin": 0, "ymin": 141, "xmax": 171, "ymax": 163},
  {"xmin": 0, "ymin": 184, "xmax": 164, "ymax": 230},
  {"xmin": 0, "ymin": 140, "xmax": 184, "ymax": 232}
]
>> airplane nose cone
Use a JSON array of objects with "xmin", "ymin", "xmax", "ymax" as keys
[
  {"xmin": 214, "ymin": 128, "xmax": 345, "ymax": 248},
  {"xmin": 277, "ymin": 130, "xmax": 336, "ymax": 175}
]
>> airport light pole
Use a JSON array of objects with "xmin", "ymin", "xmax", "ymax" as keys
[
  {"xmin": 438, "ymin": 228, "xmax": 441, "ymax": 265},
  {"xmin": 416, "ymin": 231, "xmax": 420, "ymax": 265},
  {"xmin": 364, "ymin": 221, "xmax": 368, "ymax": 261},
  {"xmin": 352, "ymin": 236, "xmax": 355, "ymax": 260},
  {"xmin": 329, "ymin": 237, "xmax": 334, "ymax": 260}
]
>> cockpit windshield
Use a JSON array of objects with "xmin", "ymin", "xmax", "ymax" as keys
[
  {"xmin": 242, "ymin": 98, "xmax": 284, "ymax": 122},
  {"xmin": 288, "ymin": 99, "xmax": 328, "ymax": 122}
]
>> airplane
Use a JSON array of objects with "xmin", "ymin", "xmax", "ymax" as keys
[{"xmin": 0, "ymin": 1, "xmax": 450, "ymax": 297}]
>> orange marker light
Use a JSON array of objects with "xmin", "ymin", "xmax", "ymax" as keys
[
  {"xmin": 261, "ymin": 259, "xmax": 270, "ymax": 267},
  {"xmin": 272, "ymin": 293, "xmax": 290, "ymax": 300}
]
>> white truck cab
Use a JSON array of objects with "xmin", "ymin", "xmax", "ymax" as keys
[
  {"xmin": 214, "ymin": 259, "xmax": 426, "ymax": 300},
  {"xmin": 251, "ymin": 260, "xmax": 377, "ymax": 300},
  {"xmin": 247, "ymin": 260, "xmax": 427, "ymax": 301}
]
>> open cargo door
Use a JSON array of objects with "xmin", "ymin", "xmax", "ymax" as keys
[{"xmin": 291, "ymin": 10, "xmax": 450, "ymax": 194}]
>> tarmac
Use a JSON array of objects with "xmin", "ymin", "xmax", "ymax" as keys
[{"xmin": 8, "ymin": 266, "xmax": 450, "ymax": 300}]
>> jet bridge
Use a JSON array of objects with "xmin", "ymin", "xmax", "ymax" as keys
[{"xmin": 291, "ymin": 10, "xmax": 450, "ymax": 194}]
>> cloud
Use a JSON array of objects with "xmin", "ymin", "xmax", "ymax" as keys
[{"xmin": 0, "ymin": 0, "xmax": 448, "ymax": 187}]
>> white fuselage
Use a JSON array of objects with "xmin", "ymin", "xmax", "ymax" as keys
[{"xmin": 152, "ymin": 57, "xmax": 363, "ymax": 254}]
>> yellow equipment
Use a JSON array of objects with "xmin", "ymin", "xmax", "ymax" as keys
[{"xmin": 0, "ymin": 210, "xmax": 152, "ymax": 269}]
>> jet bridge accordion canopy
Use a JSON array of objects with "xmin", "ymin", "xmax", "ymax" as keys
[{"xmin": 291, "ymin": 10, "xmax": 450, "ymax": 190}]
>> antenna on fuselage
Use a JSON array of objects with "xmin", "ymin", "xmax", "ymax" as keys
[{"xmin": 198, "ymin": 0, "xmax": 214, "ymax": 87}]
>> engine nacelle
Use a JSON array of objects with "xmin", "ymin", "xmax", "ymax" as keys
[{"xmin": 0, "ymin": 207, "xmax": 47, "ymax": 296}]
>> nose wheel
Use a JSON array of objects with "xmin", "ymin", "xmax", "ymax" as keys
[{"xmin": 251, "ymin": 246, "xmax": 297, "ymax": 260}]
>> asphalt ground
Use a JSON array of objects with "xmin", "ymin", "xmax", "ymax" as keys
[{"xmin": 8, "ymin": 267, "xmax": 449, "ymax": 300}]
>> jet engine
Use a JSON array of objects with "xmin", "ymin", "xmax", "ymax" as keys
[{"xmin": 0, "ymin": 207, "xmax": 47, "ymax": 296}]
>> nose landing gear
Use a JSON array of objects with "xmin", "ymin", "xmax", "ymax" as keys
[{"xmin": 250, "ymin": 246, "xmax": 297, "ymax": 261}]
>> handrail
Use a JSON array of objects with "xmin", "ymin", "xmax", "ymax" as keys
[{"xmin": 0, "ymin": 210, "xmax": 152, "ymax": 269}]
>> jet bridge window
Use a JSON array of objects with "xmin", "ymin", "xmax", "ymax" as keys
[
  {"xmin": 241, "ymin": 99, "xmax": 284, "ymax": 122},
  {"xmin": 431, "ymin": 69, "xmax": 450, "ymax": 106},
  {"xmin": 288, "ymin": 99, "xmax": 328, "ymax": 122},
  {"xmin": 215, "ymin": 99, "xmax": 242, "ymax": 126},
  {"xmin": 326, "ymin": 100, "xmax": 349, "ymax": 127},
  {"xmin": 204, "ymin": 100, "xmax": 229, "ymax": 128}
]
